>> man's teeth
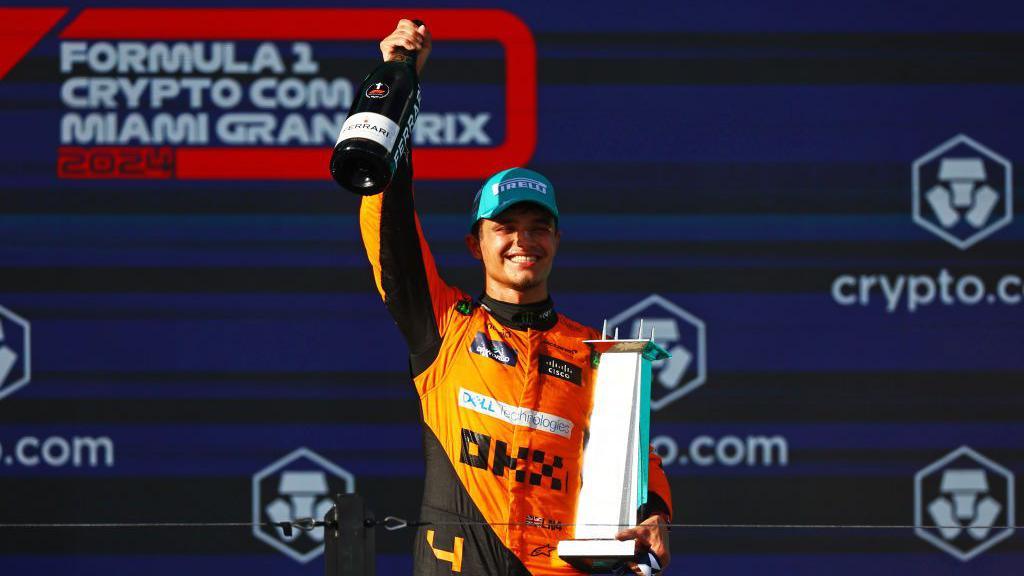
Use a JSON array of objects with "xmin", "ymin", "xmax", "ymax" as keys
[{"xmin": 510, "ymin": 255, "xmax": 537, "ymax": 263}]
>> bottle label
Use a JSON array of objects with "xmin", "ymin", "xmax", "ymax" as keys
[
  {"xmin": 364, "ymin": 82, "xmax": 390, "ymax": 99},
  {"xmin": 336, "ymin": 112, "xmax": 400, "ymax": 152}
]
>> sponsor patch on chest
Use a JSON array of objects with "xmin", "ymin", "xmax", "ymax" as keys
[
  {"xmin": 470, "ymin": 332, "xmax": 518, "ymax": 366},
  {"xmin": 459, "ymin": 427, "xmax": 568, "ymax": 492},
  {"xmin": 459, "ymin": 388, "xmax": 574, "ymax": 438},
  {"xmin": 539, "ymin": 354, "xmax": 582, "ymax": 385}
]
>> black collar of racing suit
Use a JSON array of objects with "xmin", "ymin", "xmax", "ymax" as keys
[{"xmin": 479, "ymin": 294, "xmax": 558, "ymax": 332}]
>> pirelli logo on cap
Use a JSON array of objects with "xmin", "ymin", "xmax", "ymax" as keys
[
  {"xmin": 458, "ymin": 388, "xmax": 573, "ymax": 438},
  {"xmin": 492, "ymin": 177, "xmax": 548, "ymax": 196}
]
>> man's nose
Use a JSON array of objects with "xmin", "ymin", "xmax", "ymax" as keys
[{"xmin": 514, "ymin": 229, "xmax": 538, "ymax": 245}]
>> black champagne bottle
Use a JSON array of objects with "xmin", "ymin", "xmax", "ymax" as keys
[{"xmin": 330, "ymin": 41, "xmax": 421, "ymax": 195}]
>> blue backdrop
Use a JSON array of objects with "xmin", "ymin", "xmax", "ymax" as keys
[{"xmin": 0, "ymin": 1, "xmax": 1021, "ymax": 574}]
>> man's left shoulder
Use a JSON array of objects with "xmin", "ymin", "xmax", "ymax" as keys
[{"xmin": 554, "ymin": 312, "xmax": 601, "ymax": 340}]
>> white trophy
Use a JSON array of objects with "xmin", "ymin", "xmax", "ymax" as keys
[{"xmin": 558, "ymin": 320, "xmax": 670, "ymax": 572}]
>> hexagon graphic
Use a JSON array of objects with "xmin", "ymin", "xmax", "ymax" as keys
[
  {"xmin": 606, "ymin": 294, "xmax": 706, "ymax": 411},
  {"xmin": 252, "ymin": 447, "xmax": 355, "ymax": 563},
  {"xmin": 0, "ymin": 305, "xmax": 31, "ymax": 401},
  {"xmin": 912, "ymin": 134, "xmax": 1013, "ymax": 250},
  {"xmin": 914, "ymin": 445, "xmax": 1015, "ymax": 561}
]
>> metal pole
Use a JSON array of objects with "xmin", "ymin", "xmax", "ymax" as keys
[{"xmin": 324, "ymin": 494, "xmax": 375, "ymax": 576}]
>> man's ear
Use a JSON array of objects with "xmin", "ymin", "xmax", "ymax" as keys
[{"xmin": 465, "ymin": 232, "xmax": 482, "ymax": 261}]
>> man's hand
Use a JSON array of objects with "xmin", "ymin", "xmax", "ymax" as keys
[
  {"xmin": 380, "ymin": 19, "xmax": 432, "ymax": 76},
  {"xmin": 615, "ymin": 514, "xmax": 671, "ymax": 574}
]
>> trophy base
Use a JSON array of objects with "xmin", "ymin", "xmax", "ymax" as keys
[{"xmin": 557, "ymin": 539, "xmax": 635, "ymax": 573}]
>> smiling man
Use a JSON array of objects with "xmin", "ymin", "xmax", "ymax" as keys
[
  {"xmin": 359, "ymin": 20, "xmax": 673, "ymax": 576},
  {"xmin": 467, "ymin": 170, "xmax": 560, "ymax": 304}
]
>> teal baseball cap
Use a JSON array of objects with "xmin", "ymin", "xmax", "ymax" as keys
[{"xmin": 469, "ymin": 167, "xmax": 559, "ymax": 230}]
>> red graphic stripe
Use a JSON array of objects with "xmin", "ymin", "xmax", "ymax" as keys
[
  {"xmin": 177, "ymin": 148, "xmax": 530, "ymax": 181},
  {"xmin": 61, "ymin": 8, "xmax": 518, "ymax": 41},
  {"xmin": 0, "ymin": 8, "xmax": 67, "ymax": 80}
]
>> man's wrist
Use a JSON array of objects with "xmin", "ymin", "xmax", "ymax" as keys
[{"xmin": 647, "ymin": 512, "xmax": 671, "ymax": 531}]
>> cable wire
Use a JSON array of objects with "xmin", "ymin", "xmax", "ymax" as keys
[{"xmin": 0, "ymin": 519, "xmax": 1016, "ymax": 531}]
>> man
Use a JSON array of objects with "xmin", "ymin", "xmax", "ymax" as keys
[{"xmin": 359, "ymin": 20, "xmax": 672, "ymax": 575}]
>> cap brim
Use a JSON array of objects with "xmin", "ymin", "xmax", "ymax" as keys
[{"xmin": 472, "ymin": 199, "xmax": 558, "ymax": 230}]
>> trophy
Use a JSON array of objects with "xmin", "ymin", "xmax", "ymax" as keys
[{"xmin": 558, "ymin": 320, "xmax": 670, "ymax": 572}]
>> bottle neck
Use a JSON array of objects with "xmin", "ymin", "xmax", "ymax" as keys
[{"xmin": 388, "ymin": 51, "xmax": 417, "ymax": 68}]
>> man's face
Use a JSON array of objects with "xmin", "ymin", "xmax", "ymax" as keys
[{"xmin": 466, "ymin": 203, "xmax": 560, "ymax": 296}]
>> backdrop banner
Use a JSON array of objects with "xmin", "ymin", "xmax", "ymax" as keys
[{"xmin": 0, "ymin": 2, "xmax": 1021, "ymax": 574}]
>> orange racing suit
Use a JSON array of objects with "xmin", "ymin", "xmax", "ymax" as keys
[{"xmin": 359, "ymin": 158, "xmax": 673, "ymax": 575}]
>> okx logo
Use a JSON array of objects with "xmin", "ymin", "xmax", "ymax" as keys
[
  {"xmin": 913, "ymin": 134, "xmax": 1013, "ymax": 250},
  {"xmin": 606, "ymin": 295, "xmax": 706, "ymax": 411},
  {"xmin": 0, "ymin": 305, "xmax": 31, "ymax": 401},
  {"xmin": 252, "ymin": 447, "xmax": 355, "ymax": 563},
  {"xmin": 915, "ymin": 446, "xmax": 1015, "ymax": 561}
]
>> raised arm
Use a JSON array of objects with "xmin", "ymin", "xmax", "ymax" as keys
[{"xmin": 359, "ymin": 21, "xmax": 464, "ymax": 375}]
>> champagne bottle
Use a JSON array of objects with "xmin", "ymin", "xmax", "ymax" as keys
[{"xmin": 330, "ymin": 29, "xmax": 422, "ymax": 195}]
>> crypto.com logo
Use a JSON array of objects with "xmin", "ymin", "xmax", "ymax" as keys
[
  {"xmin": 0, "ymin": 305, "xmax": 31, "ymax": 401},
  {"xmin": 914, "ymin": 446, "xmax": 1015, "ymax": 561},
  {"xmin": 606, "ymin": 295, "xmax": 706, "ymax": 411},
  {"xmin": 252, "ymin": 447, "xmax": 355, "ymax": 563},
  {"xmin": 0, "ymin": 7, "xmax": 535, "ymax": 180},
  {"xmin": 912, "ymin": 134, "xmax": 1013, "ymax": 250}
]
